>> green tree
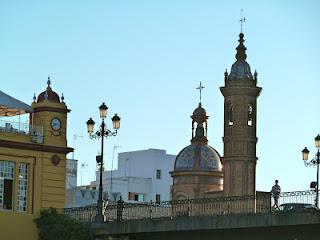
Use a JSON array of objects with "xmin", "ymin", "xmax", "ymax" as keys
[{"xmin": 34, "ymin": 208, "xmax": 94, "ymax": 240}]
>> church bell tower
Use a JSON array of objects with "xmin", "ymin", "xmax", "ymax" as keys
[{"xmin": 220, "ymin": 33, "xmax": 262, "ymax": 197}]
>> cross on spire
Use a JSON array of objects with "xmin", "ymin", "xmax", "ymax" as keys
[
  {"xmin": 239, "ymin": 8, "xmax": 246, "ymax": 33},
  {"xmin": 196, "ymin": 82, "xmax": 205, "ymax": 104}
]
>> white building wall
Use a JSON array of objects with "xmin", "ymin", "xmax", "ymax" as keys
[
  {"xmin": 66, "ymin": 159, "xmax": 78, "ymax": 189},
  {"xmin": 94, "ymin": 149, "xmax": 175, "ymax": 202}
]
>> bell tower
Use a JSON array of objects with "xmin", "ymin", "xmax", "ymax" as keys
[{"xmin": 220, "ymin": 33, "xmax": 262, "ymax": 197}]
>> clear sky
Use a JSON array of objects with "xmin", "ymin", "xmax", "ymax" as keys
[{"xmin": 1, "ymin": 0, "xmax": 320, "ymax": 192}]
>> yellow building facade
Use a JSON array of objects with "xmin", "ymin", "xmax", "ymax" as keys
[{"xmin": 0, "ymin": 80, "xmax": 72, "ymax": 240}]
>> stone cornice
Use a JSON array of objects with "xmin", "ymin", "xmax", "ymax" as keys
[
  {"xmin": 33, "ymin": 106, "xmax": 71, "ymax": 113},
  {"xmin": 0, "ymin": 140, "xmax": 73, "ymax": 154},
  {"xmin": 170, "ymin": 170, "xmax": 223, "ymax": 177},
  {"xmin": 220, "ymin": 86, "xmax": 262, "ymax": 97}
]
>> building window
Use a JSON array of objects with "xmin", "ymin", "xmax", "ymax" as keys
[
  {"xmin": 0, "ymin": 161, "xmax": 29, "ymax": 212},
  {"xmin": 0, "ymin": 161, "xmax": 15, "ymax": 210},
  {"xmin": 17, "ymin": 163, "xmax": 28, "ymax": 212},
  {"xmin": 227, "ymin": 104, "xmax": 233, "ymax": 126},
  {"xmin": 156, "ymin": 169, "xmax": 161, "ymax": 179},
  {"xmin": 156, "ymin": 194, "xmax": 161, "ymax": 204},
  {"xmin": 248, "ymin": 105, "xmax": 253, "ymax": 126},
  {"xmin": 128, "ymin": 192, "xmax": 145, "ymax": 202}
]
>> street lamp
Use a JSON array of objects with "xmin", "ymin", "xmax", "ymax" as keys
[
  {"xmin": 301, "ymin": 134, "xmax": 320, "ymax": 208},
  {"xmin": 86, "ymin": 102, "xmax": 120, "ymax": 222}
]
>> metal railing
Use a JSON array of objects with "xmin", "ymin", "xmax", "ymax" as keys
[
  {"xmin": 272, "ymin": 190, "xmax": 316, "ymax": 206},
  {"xmin": 64, "ymin": 205, "xmax": 97, "ymax": 223},
  {"xmin": 0, "ymin": 119, "xmax": 43, "ymax": 143},
  {"xmin": 63, "ymin": 190, "xmax": 317, "ymax": 223}
]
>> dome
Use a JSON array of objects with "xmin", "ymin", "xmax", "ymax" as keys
[
  {"xmin": 37, "ymin": 78, "xmax": 60, "ymax": 103},
  {"xmin": 37, "ymin": 88, "xmax": 60, "ymax": 103},
  {"xmin": 193, "ymin": 103, "xmax": 206, "ymax": 117},
  {"xmin": 229, "ymin": 60, "xmax": 253, "ymax": 80},
  {"xmin": 174, "ymin": 144, "xmax": 221, "ymax": 171}
]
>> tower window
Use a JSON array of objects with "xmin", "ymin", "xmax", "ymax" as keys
[
  {"xmin": 156, "ymin": 169, "xmax": 161, "ymax": 179},
  {"xmin": 227, "ymin": 104, "xmax": 233, "ymax": 126},
  {"xmin": 248, "ymin": 105, "xmax": 253, "ymax": 126},
  {"xmin": 156, "ymin": 194, "xmax": 161, "ymax": 204}
]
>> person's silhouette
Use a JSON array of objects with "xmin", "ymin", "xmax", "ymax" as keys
[{"xmin": 271, "ymin": 180, "xmax": 281, "ymax": 209}]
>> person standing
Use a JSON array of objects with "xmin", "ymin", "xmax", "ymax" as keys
[
  {"xmin": 117, "ymin": 196, "xmax": 124, "ymax": 221},
  {"xmin": 271, "ymin": 180, "xmax": 281, "ymax": 209}
]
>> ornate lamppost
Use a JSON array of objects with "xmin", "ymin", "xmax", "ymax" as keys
[
  {"xmin": 302, "ymin": 134, "xmax": 320, "ymax": 208},
  {"xmin": 86, "ymin": 102, "xmax": 120, "ymax": 222}
]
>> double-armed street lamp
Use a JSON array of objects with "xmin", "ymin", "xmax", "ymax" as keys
[
  {"xmin": 302, "ymin": 134, "xmax": 320, "ymax": 208},
  {"xmin": 86, "ymin": 102, "xmax": 120, "ymax": 222}
]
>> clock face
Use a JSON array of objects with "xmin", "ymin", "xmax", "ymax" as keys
[{"xmin": 51, "ymin": 117, "xmax": 61, "ymax": 131}]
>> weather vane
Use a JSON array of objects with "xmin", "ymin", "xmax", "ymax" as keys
[
  {"xmin": 239, "ymin": 8, "xmax": 246, "ymax": 33},
  {"xmin": 196, "ymin": 82, "xmax": 205, "ymax": 103}
]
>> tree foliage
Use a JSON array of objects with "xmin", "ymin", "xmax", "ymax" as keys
[{"xmin": 34, "ymin": 208, "xmax": 94, "ymax": 240}]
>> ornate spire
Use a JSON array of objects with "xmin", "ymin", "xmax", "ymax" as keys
[
  {"xmin": 191, "ymin": 83, "xmax": 208, "ymax": 143},
  {"xmin": 228, "ymin": 33, "xmax": 253, "ymax": 80},
  {"xmin": 235, "ymin": 33, "xmax": 247, "ymax": 61}
]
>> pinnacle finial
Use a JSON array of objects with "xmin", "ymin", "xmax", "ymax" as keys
[
  {"xmin": 254, "ymin": 70, "xmax": 258, "ymax": 81},
  {"xmin": 33, "ymin": 93, "xmax": 36, "ymax": 102},
  {"xmin": 224, "ymin": 69, "xmax": 228, "ymax": 80},
  {"xmin": 61, "ymin": 93, "xmax": 64, "ymax": 102}
]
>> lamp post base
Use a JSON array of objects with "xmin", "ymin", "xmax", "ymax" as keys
[{"xmin": 95, "ymin": 213, "xmax": 104, "ymax": 223}]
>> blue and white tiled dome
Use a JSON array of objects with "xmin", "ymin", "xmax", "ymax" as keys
[{"xmin": 174, "ymin": 144, "xmax": 221, "ymax": 171}]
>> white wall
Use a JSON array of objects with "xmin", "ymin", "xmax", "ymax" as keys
[
  {"xmin": 94, "ymin": 149, "xmax": 175, "ymax": 202},
  {"xmin": 66, "ymin": 159, "xmax": 78, "ymax": 189}
]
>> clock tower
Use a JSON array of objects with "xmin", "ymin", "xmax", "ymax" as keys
[{"xmin": 31, "ymin": 78, "xmax": 70, "ymax": 148}]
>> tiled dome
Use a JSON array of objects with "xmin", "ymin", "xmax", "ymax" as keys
[{"xmin": 174, "ymin": 144, "xmax": 221, "ymax": 171}]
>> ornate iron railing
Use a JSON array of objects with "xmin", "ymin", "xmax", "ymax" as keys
[
  {"xmin": 63, "ymin": 190, "xmax": 317, "ymax": 223},
  {"xmin": 272, "ymin": 190, "xmax": 317, "ymax": 206}
]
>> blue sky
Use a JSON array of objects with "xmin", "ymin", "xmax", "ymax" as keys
[{"xmin": 1, "ymin": 1, "xmax": 320, "ymax": 192}]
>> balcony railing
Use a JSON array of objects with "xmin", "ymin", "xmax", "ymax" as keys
[
  {"xmin": 64, "ymin": 190, "xmax": 318, "ymax": 223},
  {"xmin": 0, "ymin": 119, "xmax": 43, "ymax": 143}
]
